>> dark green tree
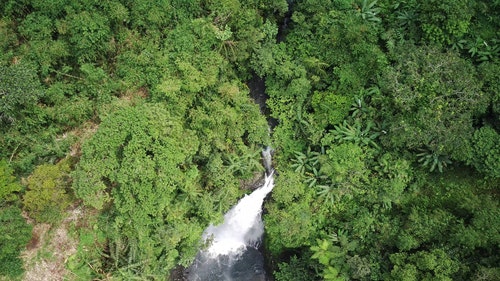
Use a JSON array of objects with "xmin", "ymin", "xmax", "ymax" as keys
[
  {"xmin": 63, "ymin": 10, "xmax": 111, "ymax": 63},
  {"xmin": 378, "ymin": 44, "xmax": 488, "ymax": 164},
  {"xmin": 0, "ymin": 63, "xmax": 43, "ymax": 124},
  {"xmin": 469, "ymin": 126, "xmax": 500, "ymax": 178},
  {"xmin": 418, "ymin": 0, "xmax": 473, "ymax": 46},
  {"xmin": 0, "ymin": 160, "xmax": 22, "ymax": 202},
  {"xmin": 0, "ymin": 206, "xmax": 33, "ymax": 278}
]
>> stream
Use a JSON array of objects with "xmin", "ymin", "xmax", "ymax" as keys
[{"xmin": 172, "ymin": 3, "xmax": 294, "ymax": 280}]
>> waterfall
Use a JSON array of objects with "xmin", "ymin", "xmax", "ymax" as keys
[
  {"xmin": 262, "ymin": 147, "xmax": 273, "ymax": 176},
  {"xmin": 203, "ymin": 172, "xmax": 274, "ymax": 257},
  {"xmin": 187, "ymin": 153, "xmax": 274, "ymax": 281}
]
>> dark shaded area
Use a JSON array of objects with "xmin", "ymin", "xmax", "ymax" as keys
[
  {"xmin": 186, "ymin": 247, "xmax": 267, "ymax": 281},
  {"xmin": 247, "ymin": 73, "xmax": 279, "ymax": 130},
  {"xmin": 247, "ymin": 0, "xmax": 294, "ymax": 131},
  {"xmin": 276, "ymin": 0, "xmax": 295, "ymax": 43}
]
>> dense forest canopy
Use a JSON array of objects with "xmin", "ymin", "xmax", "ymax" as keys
[{"xmin": 0, "ymin": 0, "xmax": 499, "ymax": 280}]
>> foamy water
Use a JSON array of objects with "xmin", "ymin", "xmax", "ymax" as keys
[{"xmin": 202, "ymin": 171, "xmax": 274, "ymax": 257}]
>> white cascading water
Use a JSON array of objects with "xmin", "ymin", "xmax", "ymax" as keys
[
  {"xmin": 203, "ymin": 171, "xmax": 274, "ymax": 257},
  {"xmin": 187, "ymin": 147, "xmax": 274, "ymax": 281}
]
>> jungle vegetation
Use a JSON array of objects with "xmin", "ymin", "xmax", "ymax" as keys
[{"xmin": 0, "ymin": 0, "xmax": 499, "ymax": 280}]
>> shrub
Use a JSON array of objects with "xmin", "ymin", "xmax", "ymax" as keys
[{"xmin": 23, "ymin": 158, "xmax": 73, "ymax": 223}]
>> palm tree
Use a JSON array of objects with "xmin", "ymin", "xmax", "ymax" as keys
[
  {"xmin": 350, "ymin": 87, "xmax": 379, "ymax": 119},
  {"xmin": 416, "ymin": 147, "xmax": 452, "ymax": 172},
  {"xmin": 213, "ymin": 24, "xmax": 238, "ymax": 60},
  {"xmin": 304, "ymin": 166, "xmax": 328, "ymax": 188},
  {"xmin": 295, "ymin": 105, "xmax": 312, "ymax": 137},
  {"xmin": 303, "ymin": 57, "xmax": 329, "ymax": 77},
  {"xmin": 291, "ymin": 147, "xmax": 320, "ymax": 175},
  {"xmin": 359, "ymin": 0, "xmax": 381, "ymax": 23},
  {"xmin": 317, "ymin": 183, "xmax": 337, "ymax": 206},
  {"xmin": 225, "ymin": 154, "xmax": 243, "ymax": 175},
  {"xmin": 331, "ymin": 120, "xmax": 380, "ymax": 148},
  {"xmin": 224, "ymin": 149, "xmax": 264, "ymax": 178}
]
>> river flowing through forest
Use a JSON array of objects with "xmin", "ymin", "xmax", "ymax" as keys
[
  {"xmin": 183, "ymin": 4, "xmax": 295, "ymax": 278},
  {"xmin": 2, "ymin": 0, "xmax": 498, "ymax": 280}
]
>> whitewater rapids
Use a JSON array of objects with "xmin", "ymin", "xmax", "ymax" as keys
[
  {"xmin": 203, "ymin": 171, "xmax": 274, "ymax": 256},
  {"xmin": 187, "ymin": 171, "xmax": 274, "ymax": 281}
]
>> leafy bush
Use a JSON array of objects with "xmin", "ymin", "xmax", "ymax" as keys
[
  {"xmin": 470, "ymin": 126, "xmax": 500, "ymax": 178},
  {"xmin": 274, "ymin": 255, "xmax": 319, "ymax": 281},
  {"xmin": 0, "ymin": 160, "xmax": 21, "ymax": 202},
  {"xmin": 0, "ymin": 206, "xmax": 32, "ymax": 278},
  {"xmin": 0, "ymin": 63, "xmax": 43, "ymax": 124},
  {"xmin": 23, "ymin": 158, "xmax": 73, "ymax": 223}
]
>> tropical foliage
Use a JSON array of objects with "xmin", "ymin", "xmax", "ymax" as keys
[{"xmin": 0, "ymin": 0, "xmax": 498, "ymax": 280}]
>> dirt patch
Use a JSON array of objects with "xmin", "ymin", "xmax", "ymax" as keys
[
  {"xmin": 21, "ymin": 206, "xmax": 82, "ymax": 281},
  {"xmin": 25, "ymin": 224, "xmax": 50, "ymax": 251},
  {"xmin": 23, "ymin": 224, "xmax": 51, "ymax": 257}
]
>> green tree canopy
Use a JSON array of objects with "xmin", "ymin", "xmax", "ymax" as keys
[
  {"xmin": 72, "ymin": 103, "xmax": 228, "ymax": 276},
  {"xmin": 378, "ymin": 44, "xmax": 488, "ymax": 162},
  {"xmin": 470, "ymin": 126, "xmax": 500, "ymax": 178},
  {"xmin": 0, "ymin": 63, "xmax": 43, "ymax": 124},
  {"xmin": 0, "ymin": 160, "xmax": 21, "ymax": 203},
  {"xmin": 0, "ymin": 206, "xmax": 32, "ymax": 278},
  {"xmin": 23, "ymin": 158, "xmax": 73, "ymax": 223}
]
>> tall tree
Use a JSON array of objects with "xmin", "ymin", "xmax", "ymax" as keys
[
  {"xmin": 0, "ymin": 63, "xmax": 43, "ymax": 124},
  {"xmin": 378, "ymin": 44, "xmax": 488, "ymax": 163}
]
